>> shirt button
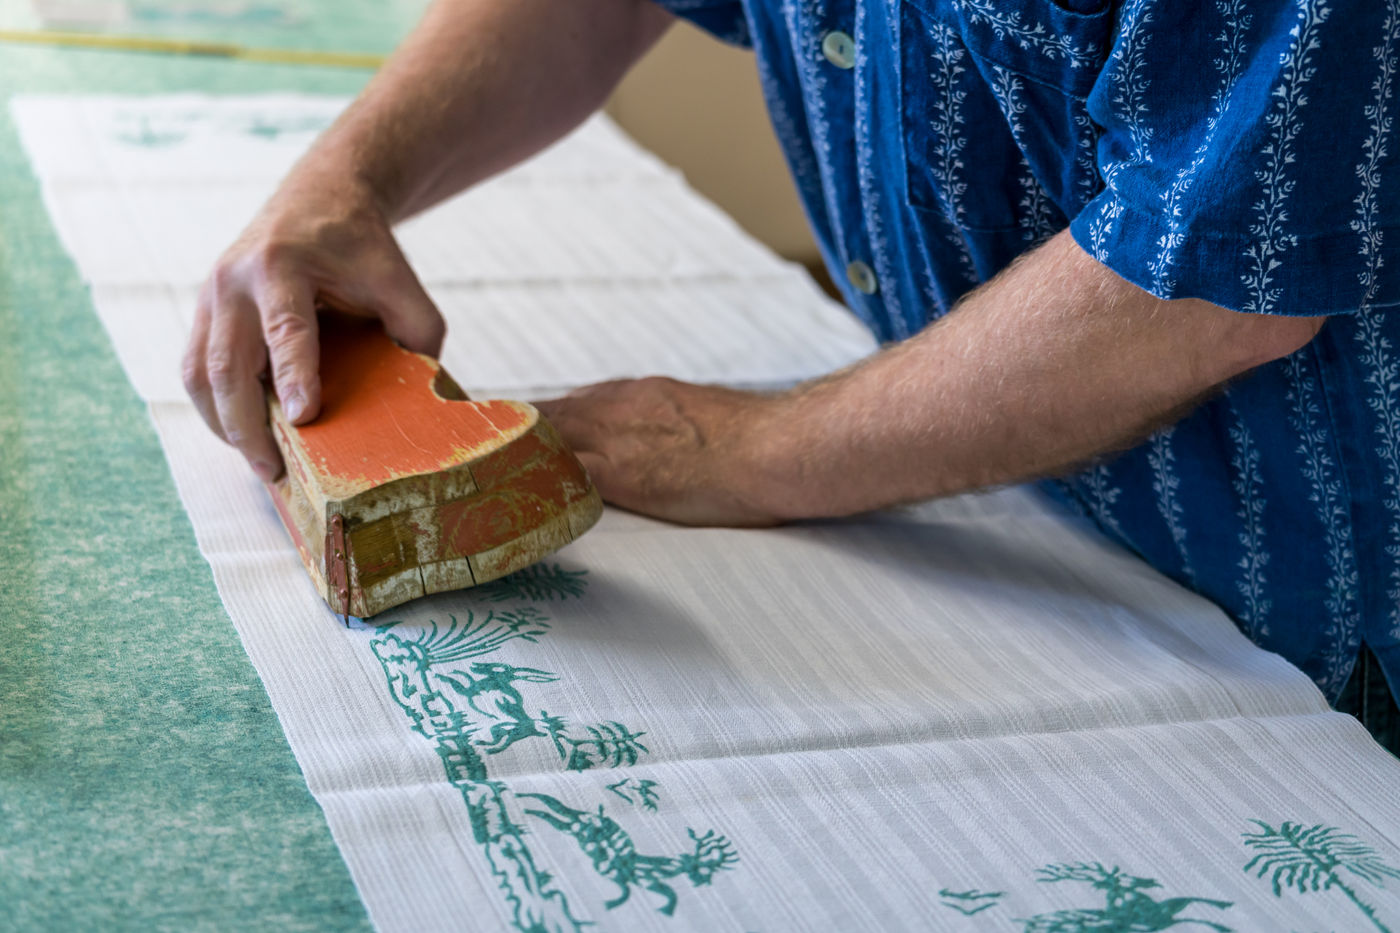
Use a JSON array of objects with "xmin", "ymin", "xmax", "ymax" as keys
[
  {"xmin": 846, "ymin": 259, "xmax": 878, "ymax": 294},
  {"xmin": 821, "ymin": 30, "xmax": 856, "ymax": 70}
]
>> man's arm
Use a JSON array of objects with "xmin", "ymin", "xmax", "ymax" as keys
[
  {"xmin": 536, "ymin": 230, "xmax": 1325, "ymax": 525},
  {"xmin": 182, "ymin": 0, "xmax": 674, "ymax": 481},
  {"xmin": 334, "ymin": 0, "xmax": 673, "ymax": 223}
]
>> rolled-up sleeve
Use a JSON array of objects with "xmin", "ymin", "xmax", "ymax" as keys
[
  {"xmin": 648, "ymin": 0, "xmax": 752, "ymax": 47},
  {"xmin": 1069, "ymin": 0, "xmax": 1400, "ymax": 317}
]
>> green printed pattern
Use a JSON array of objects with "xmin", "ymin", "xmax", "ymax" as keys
[
  {"xmin": 476, "ymin": 562, "xmax": 591, "ymax": 603},
  {"xmin": 930, "ymin": 823, "xmax": 1399, "ymax": 931},
  {"xmin": 1021, "ymin": 863, "xmax": 1231, "ymax": 932},
  {"xmin": 1244, "ymin": 820, "xmax": 1400, "ymax": 932},
  {"xmin": 939, "ymin": 889, "xmax": 1005, "ymax": 917},
  {"xmin": 369, "ymin": 565, "xmax": 740, "ymax": 930},
  {"xmin": 608, "ymin": 777, "xmax": 661, "ymax": 812},
  {"xmin": 365, "ymin": 570, "xmax": 1400, "ymax": 933}
]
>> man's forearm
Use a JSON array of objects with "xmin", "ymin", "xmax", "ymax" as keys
[
  {"xmin": 290, "ymin": 0, "xmax": 673, "ymax": 220},
  {"xmin": 185, "ymin": 0, "xmax": 673, "ymax": 479},
  {"xmin": 751, "ymin": 231, "xmax": 1325, "ymax": 519}
]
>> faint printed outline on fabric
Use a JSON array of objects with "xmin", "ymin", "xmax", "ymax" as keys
[
  {"xmin": 368, "ymin": 563, "xmax": 740, "ymax": 931},
  {"xmin": 113, "ymin": 109, "xmax": 334, "ymax": 147}
]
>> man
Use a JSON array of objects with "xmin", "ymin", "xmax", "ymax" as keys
[{"xmin": 182, "ymin": 0, "xmax": 1399, "ymax": 752}]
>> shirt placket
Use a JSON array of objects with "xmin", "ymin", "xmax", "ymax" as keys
[{"xmin": 807, "ymin": 0, "xmax": 897, "ymax": 340}]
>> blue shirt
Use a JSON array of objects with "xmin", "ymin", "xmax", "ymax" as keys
[{"xmin": 654, "ymin": 0, "xmax": 1400, "ymax": 703}]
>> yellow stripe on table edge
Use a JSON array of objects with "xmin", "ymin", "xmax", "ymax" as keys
[{"xmin": 0, "ymin": 29, "xmax": 385, "ymax": 69}]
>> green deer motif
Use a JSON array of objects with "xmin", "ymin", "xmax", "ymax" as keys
[
  {"xmin": 1021, "ymin": 863, "xmax": 1233, "ymax": 932},
  {"xmin": 518, "ymin": 792, "xmax": 740, "ymax": 917},
  {"xmin": 369, "ymin": 568, "xmax": 738, "ymax": 931},
  {"xmin": 373, "ymin": 609, "xmax": 645, "ymax": 763},
  {"xmin": 1242, "ymin": 820, "xmax": 1400, "ymax": 933}
]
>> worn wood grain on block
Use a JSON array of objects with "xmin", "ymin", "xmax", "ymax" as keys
[{"xmin": 265, "ymin": 315, "xmax": 603, "ymax": 619}]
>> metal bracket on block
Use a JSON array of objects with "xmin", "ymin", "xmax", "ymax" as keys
[{"xmin": 326, "ymin": 513, "xmax": 351, "ymax": 626}]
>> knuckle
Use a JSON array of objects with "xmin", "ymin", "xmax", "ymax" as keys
[
  {"xmin": 208, "ymin": 260, "xmax": 244, "ymax": 301},
  {"xmin": 205, "ymin": 351, "xmax": 242, "ymax": 390},
  {"xmin": 264, "ymin": 311, "xmax": 312, "ymax": 350},
  {"xmin": 256, "ymin": 238, "xmax": 295, "ymax": 268},
  {"xmin": 213, "ymin": 241, "xmax": 296, "ymax": 298}
]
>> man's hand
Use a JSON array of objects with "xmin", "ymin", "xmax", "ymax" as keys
[
  {"xmin": 536, "ymin": 378, "xmax": 788, "ymax": 527},
  {"xmin": 180, "ymin": 0, "xmax": 673, "ymax": 479},
  {"xmin": 181, "ymin": 173, "xmax": 443, "ymax": 481}
]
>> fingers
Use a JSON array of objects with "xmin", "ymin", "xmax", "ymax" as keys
[
  {"xmin": 206, "ymin": 291, "xmax": 281, "ymax": 482},
  {"xmin": 535, "ymin": 381, "xmax": 633, "ymax": 426},
  {"xmin": 372, "ymin": 244, "xmax": 446, "ymax": 358},
  {"xmin": 537, "ymin": 390, "xmax": 651, "ymax": 514},
  {"xmin": 536, "ymin": 395, "xmax": 622, "ymax": 500},
  {"xmin": 572, "ymin": 449, "xmax": 622, "ymax": 503},
  {"xmin": 531, "ymin": 396, "xmax": 567, "ymax": 424},
  {"xmin": 534, "ymin": 395, "xmax": 606, "ymax": 454},
  {"xmin": 255, "ymin": 279, "xmax": 321, "ymax": 425},
  {"xmin": 536, "ymin": 380, "xmax": 785, "ymax": 527},
  {"xmin": 558, "ymin": 379, "xmax": 627, "ymax": 400},
  {"xmin": 184, "ymin": 195, "xmax": 439, "ymax": 485},
  {"xmin": 182, "ymin": 286, "xmax": 221, "ymax": 442}
]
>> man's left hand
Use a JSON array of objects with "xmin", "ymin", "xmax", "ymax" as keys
[{"xmin": 536, "ymin": 377, "xmax": 789, "ymax": 527}]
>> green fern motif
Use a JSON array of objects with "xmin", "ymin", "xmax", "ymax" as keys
[
  {"xmin": 378, "ymin": 608, "xmax": 551, "ymax": 663},
  {"xmin": 543, "ymin": 715, "xmax": 649, "ymax": 770},
  {"xmin": 1242, "ymin": 820, "xmax": 1400, "ymax": 932},
  {"xmin": 477, "ymin": 563, "xmax": 590, "ymax": 603}
]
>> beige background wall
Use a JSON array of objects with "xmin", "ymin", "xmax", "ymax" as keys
[{"xmin": 605, "ymin": 21, "xmax": 821, "ymax": 267}]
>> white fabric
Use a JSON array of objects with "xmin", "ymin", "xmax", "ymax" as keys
[
  {"xmin": 10, "ymin": 93, "xmax": 877, "ymax": 400},
  {"xmin": 16, "ymin": 94, "xmax": 1400, "ymax": 933}
]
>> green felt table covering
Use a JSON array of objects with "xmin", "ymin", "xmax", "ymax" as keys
[{"xmin": 0, "ymin": 3, "xmax": 425, "ymax": 927}]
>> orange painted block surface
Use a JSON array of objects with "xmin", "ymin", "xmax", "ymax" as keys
[
  {"xmin": 295, "ymin": 317, "xmax": 533, "ymax": 498},
  {"xmin": 266, "ymin": 315, "xmax": 602, "ymax": 619}
]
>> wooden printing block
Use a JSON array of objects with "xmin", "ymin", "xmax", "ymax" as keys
[{"xmin": 264, "ymin": 315, "xmax": 603, "ymax": 620}]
